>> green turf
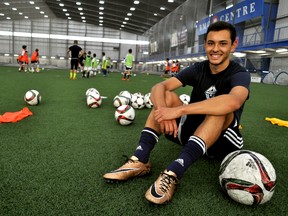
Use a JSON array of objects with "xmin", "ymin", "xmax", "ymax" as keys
[{"xmin": 0, "ymin": 66, "xmax": 287, "ymax": 215}]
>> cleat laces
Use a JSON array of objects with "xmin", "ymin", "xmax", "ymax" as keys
[{"xmin": 159, "ymin": 172, "xmax": 179, "ymax": 193}]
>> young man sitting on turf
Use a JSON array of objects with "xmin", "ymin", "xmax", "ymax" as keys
[{"xmin": 103, "ymin": 21, "xmax": 250, "ymax": 204}]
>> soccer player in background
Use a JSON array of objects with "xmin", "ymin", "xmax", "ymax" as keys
[
  {"xmin": 22, "ymin": 50, "xmax": 29, "ymax": 73},
  {"xmin": 67, "ymin": 40, "xmax": 82, "ymax": 80},
  {"xmin": 162, "ymin": 58, "xmax": 171, "ymax": 78},
  {"xmin": 103, "ymin": 21, "xmax": 251, "ymax": 204},
  {"xmin": 91, "ymin": 53, "xmax": 100, "ymax": 76},
  {"xmin": 83, "ymin": 51, "xmax": 92, "ymax": 78},
  {"xmin": 101, "ymin": 52, "xmax": 107, "ymax": 77},
  {"xmin": 122, "ymin": 49, "xmax": 134, "ymax": 80},
  {"xmin": 30, "ymin": 48, "xmax": 40, "ymax": 72},
  {"xmin": 17, "ymin": 45, "xmax": 27, "ymax": 72}
]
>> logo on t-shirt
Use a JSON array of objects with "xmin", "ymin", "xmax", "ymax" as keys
[{"xmin": 205, "ymin": 85, "xmax": 217, "ymax": 99}]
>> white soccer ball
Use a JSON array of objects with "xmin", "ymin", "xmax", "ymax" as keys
[
  {"xmin": 113, "ymin": 95, "xmax": 130, "ymax": 108},
  {"xmin": 118, "ymin": 90, "xmax": 132, "ymax": 103},
  {"xmin": 131, "ymin": 93, "xmax": 145, "ymax": 109},
  {"xmin": 85, "ymin": 88, "xmax": 99, "ymax": 96},
  {"xmin": 144, "ymin": 93, "xmax": 153, "ymax": 109},
  {"xmin": 179, "ymin": 94, "xmax": 190, "ymax": 105},
  {"xmin": 86, "ymin": 91, "xmax": 102, "ymax": 108},
  {"xmin": 115, "ymin": 105, "xmax": 135, "ymax": 126},
  {"xmin": 24, "ymin": 90, "xmax": 41, "ymax": 106},
  {"xmin": 219, "ymin": 150, "xmax": 276, "ymax": 205}
]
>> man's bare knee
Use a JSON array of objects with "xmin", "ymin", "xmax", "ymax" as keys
[{"xmin": 165, "ymin": 91, "xmax": 183, "ymax": 107}]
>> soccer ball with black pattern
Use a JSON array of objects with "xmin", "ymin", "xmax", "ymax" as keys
[
  {"xmin": 219, "ymin": 150, "xmax": 276, "ymax": 205},
  {"xmin": 24, "ymin": 90, "xmax": 41, "ymax": 106},
  {"xmin": 87, "ymin": 91, "xmax": 102, "ymax": 108},
  {"xmin": 179, "ymin": 94, "xmax": 190, "ymax": 105},
  {"xmin": 131, "ymin": 93, "xmax": 145, "ymax": 109},
  {"xmin": 113, "ymin": 95, "xmax": 130, "ymax": 108},
  {"xmin": 115, "ymin": 105, "xmax": 135, "ymax": 126},
  {"xmin": 144, "ymin": 93, "xmax": 153, "ymax": 109},
  {"xmin": 85, "ymin": 88, "xmax": 99, "ymax": 97},
  {"xmin": 118, "ymin": 90, "xmax": 132, "ymax": 104}
]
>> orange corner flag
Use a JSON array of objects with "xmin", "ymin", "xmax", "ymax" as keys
[{"xmin": 0, "ymin": 107, "xmax": 33, "ymax": 123}]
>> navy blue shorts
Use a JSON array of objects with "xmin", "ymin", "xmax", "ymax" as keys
[{"xmin": 165, "ymin": 115, "xmax": 243, "ymax": 160}]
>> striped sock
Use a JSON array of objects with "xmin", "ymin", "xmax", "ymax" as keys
[
  {"xmin": 166, "ymin": 135, "xmax": 206, "ymax": 179},
  {"xmin": 133, "ymin": 127, "xmax": 159, "ymax": 163}
]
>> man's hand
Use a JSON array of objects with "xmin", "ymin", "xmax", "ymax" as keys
[
  {"xmin": 154, "ymin": 106, "xmax": 182, "ymax": 122},
  {"xmin": 159, "ymin": 119, "xmax": 178, "ymax": 138}
]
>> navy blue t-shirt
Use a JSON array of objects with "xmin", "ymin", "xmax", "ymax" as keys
[{"xmin": 175, "ymin": 60, "xmax": 250, "ymax": 124}]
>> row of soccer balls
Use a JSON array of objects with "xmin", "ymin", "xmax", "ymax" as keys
[
  {"xmin": 85, "ymin": 88, "xmax": 191, "ymax": 126},
  {"xmin": 24, "ymin": 90, "xmax": 277, "ymax": 206},
  {"xmin": 86, "ymin": 88, "xmax": 191, "ymax": 110}
]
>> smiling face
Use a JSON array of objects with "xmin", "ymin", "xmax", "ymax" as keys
[{"xmin": 204, "ymin": 29, "xmax": 237, "ymax": 73}]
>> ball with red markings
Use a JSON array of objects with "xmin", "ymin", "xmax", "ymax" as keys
[{"xmin": 114, "ymin": 105, "xmax": 135, "ymax": 125}]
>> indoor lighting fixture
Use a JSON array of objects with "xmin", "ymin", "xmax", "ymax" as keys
[
  {"xmin": 62, "ymin": 9, "xmax": 67, "ymax": 12},
  {"xmin": 4, "ymin": 2, "xmax": 10, "ymax": 6},
  {"xmin": 35, "ymin": 7, "xmax": 40, "ymax": 9},
  {"xmin": 0, "ymin": 31, "xmax": 149, "ymax": 45},
  {"xmin": 99, "ymin": 1, "xmax": 105, "ymax": 4},
  {"xmin": 124, "ymin": 17, "xmax": 129, "ymax": 20},
  {"xmin": 99, "ymin": 16, "xmax": 103, "ymax": 19},
  {"xmin": 12, "ymin": 8, "xmax": 17, "ymax": 11},
  {"xmin": 233, "ymin": 52, "xmax": 246, "ymax": 58},
  {"xmin": 130, "ymin": 7, "xmax": 135, "ymax": 11},
  {"xmin": 99, "ymin": 12, "xmax": 104, "ymax": 15},
  {"xmin": 59, "ymin": 3, "xmax": 64, "ymax": 7},
  {"xmin": 99, "ymin": 7, "xmax": 104, "ymax": 10},
  {"xmin": 127, "ymin": 13, "xmax": 132, "ymax": 16},
  {"xmin": 78, "ymin": 7, "xmax": 83, "ymax": 11},
  {"xmin": 154, "ymin": 13, "xmax": 157, "ymax": 16},
  {"xmin": 276, "ymin": 48, "xmax": 288, "ymax": 53},
  {"xmin": 134, "ymin": 1, "xmax": 140, "ymax": 4},
  {"xmin": 19, "ymin": 12, "xmax": 23, "ymax": 15},
  {"xmin": 160, "ymin": 7, "xmax": 165, "ymax": 10},
  {"xmin": 76, "ymin": 2, "xmax": 81, "ymax": 5},
  {"xmin": 168, "ymin": 0, "xmax": 174, "ymax": 2},
  {"xmin": 29, "ymin": 1, "xmax": 35, "ymax": 4}
]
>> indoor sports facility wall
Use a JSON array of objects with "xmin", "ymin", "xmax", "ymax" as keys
[{"xmin": 0, "ymin": 0, "xmax": 288, "ymax": 75}]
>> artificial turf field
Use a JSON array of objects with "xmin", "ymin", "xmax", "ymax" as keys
[{"xmin": 0, "ymin": 66, "xmax": 287, "ymax": 215}]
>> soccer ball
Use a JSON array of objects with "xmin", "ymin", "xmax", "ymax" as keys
[
  {"xmin": 86, "ymin": 88, "xmax": 99, "ymax": 96},
  {"xmin": 144, "ymin": 93, "xmax": 153, "ymax": 109},
  {"xmin": 115, "ymin": 105, "xmax": 135, "ymax": 126},
  {"xmin": 179, "ymin": 94, "xmax": 190, "ymax": 105},
  {"xmin": 131, "ymin": 93, "xmax": 145, "ymax": 109},
  {"xmin": 87, "ymin": 91, "xmax": 102, "ymax": 108},
  {"xmin": 219, "ymin": 150, "xmax": 276, "ymax": 205},
  {"xmin": 118, "ymin": 90, "xmax": 132, "ymax": 103},
  {"xmin": 113, "ymin": 95, "xmax": 130, "ymax": 108},
  {"xmin": 24, "ymin": 90, "xmax": 41, "ymax": 106}
]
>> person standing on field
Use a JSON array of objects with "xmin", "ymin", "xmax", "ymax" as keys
[
  {"xmin": 122, "ymin": 49, "xmax": 134, "ymax": 80},
  {"xmin": 67, "ymin": 40, "xmax": 82, "ymax": 80},
  {"xmin": 101, "ymin": 52, "xmax": 107, "ymax": 77}
]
